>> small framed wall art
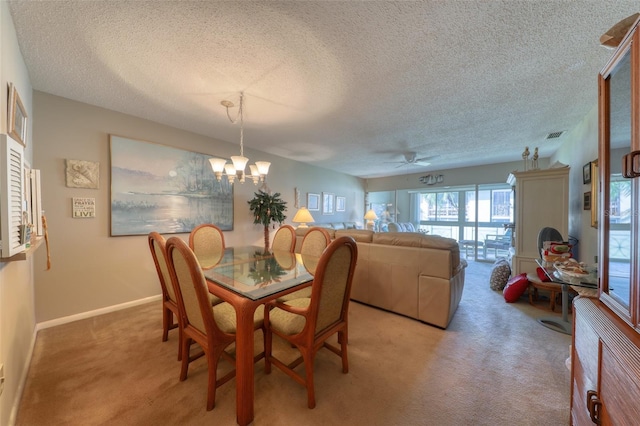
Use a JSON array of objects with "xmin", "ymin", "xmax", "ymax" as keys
[
  {"xmin": 8, "ymin": 83, "xmax": 28, "ymax": 147},
  {"xmin": 583, "ymin": 162, "xmax": 592, "ymax": 184},
  {"xmin": 336, "ymin": 196, "xmax": 346, "ymax": 212},
  {"xmin": 307, "ymin": 193, "xmax": 320, "ymax": 211},
  {"xmin": 583, "ymin": 191, "xmax": 591, "ymax": 210},
  {"xmin": 322, "ymin": 192, "xmax": 335, "ymax": 215}
]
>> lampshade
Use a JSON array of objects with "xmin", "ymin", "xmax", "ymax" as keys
[
  {"xmin": 292, "ymin": 207, "xmax": 315, "ymax": 228},
  {"xmin": 230, "ymin": 155, "xmax": 249, "ymax": 174},
  {"xmin": 364, "ymin": 209, "xmax": 378, "ymax": 221},
  {"xmin": 209, "ymin": 158, "xmax": 227, "ymax": 181},
  {"xmin": 255, "ymin": 161, "xmax": 271, "ymax": 176}
]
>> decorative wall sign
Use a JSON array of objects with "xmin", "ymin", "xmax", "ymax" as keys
[
  {"xmin": 419, "ymin": 174, "xmax": 444, "ymax": 185},
  {"xmin": 109, "ymin": 135, "xmax": 233, "ymax": 236},
  {"xmin": 73, "ymin": 197, "xmax": 96, "ymax": 218},
  {"xmin": 66, "ymin": 159, "xmax": 100, "ymax": 189}
]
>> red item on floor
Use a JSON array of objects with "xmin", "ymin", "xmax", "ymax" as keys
[{"xmin": 503, "ymin": 273, "xmax": 530, "ymax": 303}]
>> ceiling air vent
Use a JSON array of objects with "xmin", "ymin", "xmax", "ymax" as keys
[{"xmin": 546, "ymin": 131, "xmax": 564, "ymax": 140}]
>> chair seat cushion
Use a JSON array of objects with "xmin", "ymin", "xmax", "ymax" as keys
[
  {"xmin": 269, "ymin": 298, "xmax": 311, "ymax": 335},
  {"xmin": 276, "ymin": 286, "xmax": 312, "ymax": 302},
  {"xmin": 213, "ymin": 302, "xmax": 264, "ymax": 334}
]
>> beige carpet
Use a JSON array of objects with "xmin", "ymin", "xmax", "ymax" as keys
[{"xmin": 17, "ymin": 261, "xmax": 571, "ymax": 425}]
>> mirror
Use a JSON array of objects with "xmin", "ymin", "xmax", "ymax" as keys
[
  {"xmin": 590, "ymin": 160, "xmax": 598, "ymax": 228},
  {"xmin": 603, "ymin": 46, "xmax": 632, "ymax": 310}
]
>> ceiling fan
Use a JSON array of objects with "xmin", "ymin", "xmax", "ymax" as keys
[{"xmin": 385, "ymin": 152, "xmax": 437, "ymax": 168}]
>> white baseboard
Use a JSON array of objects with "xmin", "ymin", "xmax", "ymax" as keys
[{"xmin": 35, "ymin": 295, "xmax": 162, "ymax": 331}]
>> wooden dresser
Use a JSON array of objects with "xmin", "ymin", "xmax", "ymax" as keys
[{"xmin": 570, "ymin": 15, "xmax": 640, "ymax": 425}]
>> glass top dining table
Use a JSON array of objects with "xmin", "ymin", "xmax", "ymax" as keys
[
  {"xmin": 201, "ymin": 245, "xmax": 318, "ymax": 425},
  {"xmin": 202, "ymin": 245, "xmax": 317, "ymax": 300}
]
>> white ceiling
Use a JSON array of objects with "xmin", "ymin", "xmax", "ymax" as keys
[{"xmin": 7, "ymin": 1, "xmax": 639, "ymax": 178}]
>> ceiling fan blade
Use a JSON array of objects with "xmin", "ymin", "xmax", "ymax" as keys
[{"xmin": 415, "ymin": 155, "xmax": 437, "ymax": 162}]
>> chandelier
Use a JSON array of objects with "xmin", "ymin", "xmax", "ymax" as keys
[{"xmin": 209, "ymin": 92, "xmax": 270, "ymax": 185}]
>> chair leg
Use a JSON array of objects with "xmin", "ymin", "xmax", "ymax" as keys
[
  {"xmin": 264, "ymin": 326, "xmax": 272, "ymax": 374},
  {"xmin": 302, "ymin": 350, "xmax": 316, "ymax": 409},
  {"xmin": 176, "ymin": 325, "xmax": 183, "ymax": 361},
  {"xmin": 205, "ymin": 349, "xmax": 219, "ymax": 411},
  {"xmin": 180, "ymin": 338, "xmax": 192, "ymax": 381},
  {"xmin": 162, "ymin": 306, "xmax": 171, "ymax": 342},
  {"xmin": 339, "ymin": 330, "xmax": 349, "ymax": 374}
]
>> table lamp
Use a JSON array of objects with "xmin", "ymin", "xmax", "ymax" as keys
[
  {"xmin": 364, "ymin": 209, "xmax": 378, "ymax": 231},
  {"xmin": 292, "ymin": 207, "xmax": 315, "ymax": 228}
]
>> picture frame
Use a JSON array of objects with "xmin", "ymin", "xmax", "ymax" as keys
[
  {"xmin": 322, "ymin": 192, "xmax": 335, "ymax": 215},
  {"xmin": 8, "ymin": 83, "xmax": 28, "ymax": 147},
  {"xmin": 583, "ymin": 191, "xmax": 591, "ymax": 210},
  {"xmin": 307, "ymin": 193, "xmax": 320, "ymax": 211},
  {"xmin": 109, "ymin": 135, "xmax": 233, "ymax": 236},
  {"xmin": 336, "ymin": 196, "xmax": 346, "ymax": 212},
  {"xmin": 583, "ymin": 162, "xmax": 591, "ymax": 184}
]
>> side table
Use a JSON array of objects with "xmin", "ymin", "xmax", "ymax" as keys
[{"xmin": 534, "ymin": 259, "xmax": 597, "ymax": 335}]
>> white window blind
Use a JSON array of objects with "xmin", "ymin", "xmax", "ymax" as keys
[{"xmin": 1, "ymin": 134, "xmax": 26, "ymax": 257}]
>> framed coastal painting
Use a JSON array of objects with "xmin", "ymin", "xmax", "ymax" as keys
[{"xmin": 109, "ymin": 135, "xmax": 233, "ymax": 236}]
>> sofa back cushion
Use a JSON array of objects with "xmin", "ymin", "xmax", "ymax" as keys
[
  {"xmin": 372, "ymin": 232, "xmax": 461, "ymax": 275},
  {"xmin": 334, "ymin": 229, "xmax": 374, "ymax": 242}
]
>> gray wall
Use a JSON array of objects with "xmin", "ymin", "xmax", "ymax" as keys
[
  {"xmin": 0, "ymin": 3, "xmax": 35, "ymax": 425},
  {"xmin": 32, "ymin": 92, "xmax": 364, "ymax": 324}
]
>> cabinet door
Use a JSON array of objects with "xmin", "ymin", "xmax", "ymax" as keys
[
  {"xmin": 572, "ymin": 299, "xmax": 600, "ymax": 425},
  {"xmin": 598, "ymin": 21, "xmax": 639, "ymax": 326},
  {"xmin": 599, "ymin": 343, "xmax": 640, "ymax": 425}
]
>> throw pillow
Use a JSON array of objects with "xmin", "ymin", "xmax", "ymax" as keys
[
  {"xmin": 536, "ymin": 267, "xmax": 551, "ymax": 282},
  {"xmin": 503, "ymin": 273, "xmax": 530, "ymax": 303},
  {"xmin": 489, "ymin": 259, "xmax": 511, "ymax": 291}
]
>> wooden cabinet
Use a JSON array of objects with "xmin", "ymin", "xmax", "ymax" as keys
[
  {"xmin": 571, "ymin": 15, "xmax": 640, "ymax": 425},
  {"xmin": 507, "ymin": 167, "xmax": 569, "ymax": 276},
  {"xmin": 572, "ymin": 298, "xmax": 640, "ymax": 425}
]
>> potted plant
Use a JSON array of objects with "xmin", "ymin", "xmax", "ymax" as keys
[{"xmin": 248, "ymin": 190, "xmax": 287, "ymax": 251}]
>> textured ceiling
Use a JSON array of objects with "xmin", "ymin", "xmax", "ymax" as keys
[{"xmin": 7, "ymin": 1, "xmax": 639, "ymax": 178}]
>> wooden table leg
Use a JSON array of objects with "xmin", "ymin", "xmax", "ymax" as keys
[{"xmin": 235, "ymin": 300, "xmax": 257, "ymax": 426}]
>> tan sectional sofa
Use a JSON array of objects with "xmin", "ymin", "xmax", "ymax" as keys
[{"xmin": 294, "ymin": 227, "xmax": 467, "ymax": 329}]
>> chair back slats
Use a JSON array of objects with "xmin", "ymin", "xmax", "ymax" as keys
[
  {"xmin": 300, "ymin": 227, "xmax": 331, "ymax": 256},
  {"xmin": 189, "ymin": 224, "xmax": 225, "ymax": 269},
  {"xmin": 272, "ymin": 225, "xmax": 296, "ymax": 252}
]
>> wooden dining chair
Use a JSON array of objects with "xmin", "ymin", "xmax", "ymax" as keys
[
  {"xmin": 165, "ymin": 236, "xmax": 265, "ymax": 411},
  {"xmin": 277, "ymin": 227, "xmax": 331, "ymax": 302},
  {"xmin": 189, "ymin": 224, "xmax": 225, "ymax": 269},
  {"xmin": 300, "ymin": 227, "xmax": 331, "ymax": 256},
  {"xmin": 272, "ymin": 224, "xmax": 296, "ymax": 252},
  {"xmin": 264, "ymin": 236, "xmax": 358, "ymax": 409},
  {"xmin": 148, "ymin": 232, "xmax": 181, "ymax": 359}
]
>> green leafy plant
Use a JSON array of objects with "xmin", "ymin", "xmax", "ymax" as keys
[{"xmin": 247, "ymin": 190, "xmax": 287, "ymax": 251}]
